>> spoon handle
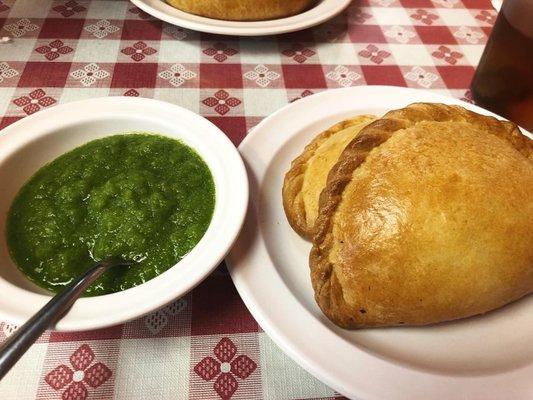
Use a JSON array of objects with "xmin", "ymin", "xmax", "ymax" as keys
[{"xmin": 0, "ymin": 259, "xmax": 122, "ymax": 380}]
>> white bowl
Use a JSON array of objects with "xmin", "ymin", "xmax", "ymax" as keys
[{"xmin": 0, "ymin": 97, "xmax": 248, "ymax": 331}]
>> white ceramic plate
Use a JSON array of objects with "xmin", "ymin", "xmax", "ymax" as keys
[
  {"xmin": 0, "ymin": 97, "xmax": 248, "ymax": 331},
  {"xmin": 130, "ymin": 0, "xmax": 351, "ymax": 36},
  {"xmin": 226, "ymin": 86, "xmax": 533, "ymax": 400}
]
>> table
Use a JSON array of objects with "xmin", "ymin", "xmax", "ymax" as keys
[{"xmin": 0, "ymin": 0, "xmax": 495, "ymax": 398}]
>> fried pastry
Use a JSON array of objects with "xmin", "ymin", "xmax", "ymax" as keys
[
  {"xmin": 165, "ymin": 0, "xmax": 314, "ymax": 21},
  {"xmin": 283, "ymin": 115, "xmax": 376, "ymax": 239},
  {"xmin": 310, "ymin": 103, "xmax": 533, "ymax": 328}
]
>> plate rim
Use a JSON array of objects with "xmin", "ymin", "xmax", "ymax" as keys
[
  {"xmin": 226, "ymin": 85, "xmax": 533, "ymax": 400},
  {"xmin": 130, "ymin": 0, "xmax": 352, "ymax": 36}
]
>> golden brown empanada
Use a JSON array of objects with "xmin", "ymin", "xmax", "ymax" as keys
[
  {"xmin": 311, "ymin": 103, "xmax": 533, "ymax": 328},
  {"xmin": 283, "ymin": 116, "xmax": 376, "ymax": 239},
  {"xmin": 165, "ymin": 0, "xmax": 314, "ymax": 21}
]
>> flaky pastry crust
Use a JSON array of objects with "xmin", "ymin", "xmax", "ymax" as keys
[
  {"xmin": 165, "ymin": 0, "xmax": 314, "ymax": 21},
  {"xmin": 310, "ymin": 103, "xmax": 533, "ymax": 328},
  {"xmin": 283, "ymin": 116, "xmax": 375, "ymax": 239}
]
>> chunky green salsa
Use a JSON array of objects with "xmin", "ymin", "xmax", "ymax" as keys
[{"xmin": 7, "ymin": 134, "xmax": 215, "ymax": 295}]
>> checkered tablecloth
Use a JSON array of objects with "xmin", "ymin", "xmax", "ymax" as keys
[{"xmin": 0, "ymin": 0, "xmax": 496, "ymax": 398}]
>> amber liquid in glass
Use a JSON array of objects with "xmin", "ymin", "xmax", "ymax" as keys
[{"xmin": 471, "ymin": 1, "xmax": 533, "ymax": 130}]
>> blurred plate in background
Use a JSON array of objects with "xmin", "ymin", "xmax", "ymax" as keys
[{"xmin": 130, "ymin": 0, "xmax": 351, "ymax": 36}]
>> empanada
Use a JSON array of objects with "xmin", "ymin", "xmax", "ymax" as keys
[
  {"xmin": 165, "ymin": 0, "xmax": 314, "ymax": 21},
  {"xmin": 283, "ymin": 116, "xmax": 376, "ymax": 239},
  {"xmin": 311, "ymin": 103, "xmax": 533, "ymax": 328}
]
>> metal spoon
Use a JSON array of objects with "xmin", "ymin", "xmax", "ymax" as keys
[{"xmin": 0, "ymin": 257, "xmax": 133, "ymax": 380}]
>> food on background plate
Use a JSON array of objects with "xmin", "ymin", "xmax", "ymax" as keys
[
  {"xmin": 164, "ymin": 0, "xmax": 315, "ymax": 21},
  {"xmin": 7, "ymin": 134, "xmax": 215, "ymax": 296},
  {"xmin": 284, "ymin": 103, "xmax": 533, "ymax": 329},
  {"xmin": 311, "ymin": 103, "xmax": 533, "ymax": 328},
  {"xmin": 283, "ymin": 115, "xmax": 376, "ymax": 239}
]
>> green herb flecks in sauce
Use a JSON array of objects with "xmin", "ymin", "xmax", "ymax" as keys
[{"xmin": 7, "ymin": 134, "xmax": 215, "ymax": 295}]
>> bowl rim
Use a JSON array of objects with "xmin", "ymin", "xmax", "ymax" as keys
[{"xmin": 0, "ymin": 96, "xmax": 249, "ymax": 331}]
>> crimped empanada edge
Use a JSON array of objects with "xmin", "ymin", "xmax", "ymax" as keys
[
  {"xmin": 309, "ymin": 102, "xmax": 529, "ymax": 329},
  {"xmin": 282, "ymin": 116, "xmax": 375, "ymax": 240}
]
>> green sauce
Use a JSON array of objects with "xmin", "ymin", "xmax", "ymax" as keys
[{"xmin": 6, "ymin": 134, "xmax": 215, "ymax": 295}]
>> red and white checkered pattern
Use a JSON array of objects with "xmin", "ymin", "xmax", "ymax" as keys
[{"xmin": 0, "ymin": 0, "xmax": 494, "ymax": 398}]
